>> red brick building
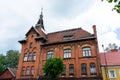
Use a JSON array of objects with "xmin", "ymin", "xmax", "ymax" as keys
[
  {"xmin": 16, "ymin": 12, "xmax": 102, "ymax": 80},
  {"xmin": 0, "ymin": 68, "xmax": 17, "ymax": 80}
]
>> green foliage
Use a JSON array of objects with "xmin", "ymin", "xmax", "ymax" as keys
[
  {"xmin": 5, "ymin": 50, "xmax": 20, "ymax": 68},
  {"xmin": 0, "ymin": 50, "xmax": 20, "ymax": 71},
  {"xmin": 43, "ymin": 58, "xmax": 64, "ymax": 80},
  {"xmin": 0, "ymin": 64, "xmax": 5, "ymax": 73},
  {"xmin": 0, "ymin": 54, "xmax": 6, "ymax": 73},
  {"xmin": 102, "ymin": 0, "xmax": 120, "ymax": 13}
]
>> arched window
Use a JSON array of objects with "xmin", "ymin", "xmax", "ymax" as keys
[
  {"xmin": 90, "ymin": 63, "xmax": 96, "ymax": 75},
  {"xmin": 31, "ymin": 66, "xmax": 34, "ymax": 75},
  {"xmin": 21, "ymin": 67, "xmax": 26, "ymax": 76},
  {"xmin": 82, "ymin": 47, "xmax": 91, "ymax": 57},
  {"xmin": 32, "ymin": 52, "xmax": 36, "ymax": 61},
  {"xmin": 26, "ymin": 66, "xmax": 30, "ymax": 75},
  {"xmin": 47, "ymin": 51, "xmax": 54, "ymax": 59},
  {"xmin": 81, "ymin": 63, "xmax": 87, "ymax": 75},
  {"xmin": 24, "ymin": 54, "xmax": 27, "ymax": 61},
  {"xmin": 64, "ymin": 49, "xmax": 71, "ymax": 58}
]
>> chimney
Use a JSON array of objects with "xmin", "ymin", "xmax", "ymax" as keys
[
  {"xmin": 93, "ymin": 25, "xmax": 97, "ymax": 37},
  {"xmin": 111, "ymin": 49, "xmax": 118, "ymax": 52}
]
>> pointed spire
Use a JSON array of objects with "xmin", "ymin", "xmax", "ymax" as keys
[{"xmin": 35, "ymin": 8, "xmax": 45, "ymax": 30}]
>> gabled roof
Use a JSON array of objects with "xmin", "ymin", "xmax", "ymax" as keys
[
  {"xmin": 0, "ymin": 67, "xmax": 17, "ymax": 77},
  {"xmin": 100, "ymin": 51, "xmax": 120, "ymax": 66},
  {"xmin": 25, "ymin": 26, "xmax": 40, "ymax": 36},
  {"xmin": 45, "ymin": 27, "xmax": 94, "ymax": 44}
]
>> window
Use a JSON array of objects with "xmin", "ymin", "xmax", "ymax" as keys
[
  {"xmin": 90, "ymin": 63, "xmax": 96, "ymax": 75},
  {"xmin": 63, "ymin": 34, "xmax": 73, "ymax": 40},
  {"xmin": 82, "ymin": 47, "xmax": 91, "ymax": 57},
  {"xmin": 32, "ymin": 53, "xmax": 36, "ymax": 61},
  {"xmin": 21, "ymin": 67, "xmax": 26, "ymax": 76},
  {"xmin": 28, "ymin": 53, "xmax": 32, "ymax": 61},
  {"xmin": 24, "ymin": 54, "xmax": 27, "ymax": 61},
  {"xmin": 81, "ymin": 63, "xmax": 87, "ymax": 75},
  {"xmin": 47, "ymin": 51, "xmax": 54, "ymax": 59},
  {"xmin": 69, "ymin": 64, "xmax": 74, "ymax": 75},
  {"xmin": 26, "ymin": 66, "xmax": 30, "ymax": 75},
  {"xmin": 109, "ymin": 70, "xmax": 116, "ymax": 78},
  {"xmin": 64, "ymin": 49, "xmax": 71, "ymax": 58},
  {"xmin": 31, "ymin": 66, "xmax": 34, "ymax": 75},
  {"xmin": 30, "ymin": 43, "xmax": 33, "ymax": 48},
  {"xmin": 61, "ymin": 65, "xmax": 66, "ymax": 75}
]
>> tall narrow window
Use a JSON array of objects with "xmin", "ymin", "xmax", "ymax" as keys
[
  {"xmin": 69, "ymin": 64, "xmax": 74, "ymax": 75},
  {"xmin": 47, "ymin": 51, "xmax": 54, "ymax": 59},
  {"xmin": 90, "ymin": 63, "xmax": 96, "ymax": 75},
  {"xmin": 30, "ymin": 43, "xmax": 32, "ymax": 48},
  {"xmin": 61, "ymin": 65, "xmax": 66, "ymax": 75},
  {"xmin": 26, "ymin": 66, "xmax": 30, "ymax": 75},
  {"xmin": 24, "ymin": 54, "xmax": 27, "ymax": 61},
  {"xmin": 81, "ymin": 63, "xmax": 87, "ymax": 75},
  {"xmin": 64, "ymin": 49, "xmax": 71, "ymax": 58},
  {"xmin": 82, "ymin": 47, "xmax": 91, "ymax": 57},
  {"xmin": 31, "ymin": 66, "xmax": 34, "ymax": 75},
  {"xmin": 28, "ymin": 53, "xmax": 32, "ymax": 61},
  {"xmin": 32, "ymin": 53, "xmax": 36, "ymax": 61},
  {"xmin": 21, "ymin": 67, "xmax": 26, "ymax": 76}
]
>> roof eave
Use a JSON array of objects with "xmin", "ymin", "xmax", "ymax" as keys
[{"xmin": 41, "ymin": 36, "xmax": 96, "ymax": 46}]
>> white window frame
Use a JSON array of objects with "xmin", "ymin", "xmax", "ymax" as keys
[
  {"xmin": 47, "ymin": 51, "xmax": 54, "ymax": 59},
  {"xmin": 64, "ymin": 49, "xmax": 71, "ymax": 58},
  {"xmin": 82, "ymin": 47, "xmax": 91, "ymax": 57},
  {"xmin": 109, "ymin": 70, "xmax": 116, "ymax": 78}
]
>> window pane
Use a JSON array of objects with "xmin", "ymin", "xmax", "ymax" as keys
[
  {"xmin": 82, "ymin": 47, "xmax": 91, "ymax": 57},
  {"xmin": 30, "ymin": 43, "xmax": 32, "ymax": 48},
  {"xmin": 26, "ymin": 66, "xmax": 30, "ymax": 75},
  {"xmin": 109, "ymin": 70, "xmax": 116, "ymax": 78},
  {"xmin": 47, "ymin": 51, "xmax": 54, "ymax": 59},
  {"xmin": 22, "ymin": 67, "xmax": 26, "ymax": 75},
  {"xmin": 28, "ymin": 53, "xmax": 32, "ymax": 61},
  {"xmin": 32, "ymin": 53, "xmax": 36, "ymax": 61},
  {"xmin": 69, "ymin": 64, "xmax": 74, "ymax": 75},
  {"xmin": 64, "ymin": 49, "xmax": 71, "ymax": 58},
  {"xmin": 24, "ymin": 54, "xmax": 27, "ymax": 61},
  {"xmin": 31, "ymin": 66, "xmax": 34, "ymax": 75},
  {"xmin": 81, "ymin": 63, "xmax": 87, "ymax": 75},
  {"xmin": 90, "ymin": 63, "xmax": 96, "ymax": 75}
]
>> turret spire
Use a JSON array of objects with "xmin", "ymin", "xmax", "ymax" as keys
[{"xmin": 35, "ymin": 8, "xmax": 45, "ymax": 30}]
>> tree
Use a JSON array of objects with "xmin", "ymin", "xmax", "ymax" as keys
[
  {"xmin": 0, "ymin": 50, "xmax": 20, "ymax": 73},
  {"xmin": 0, "ymin": 54, "xmax": 5, "ymax": 73},
  {"xmin": 105, "ymin": 43, "xmax": 118, "ymax": 52},
  {"xmin": 5, "ymin": 50, "xmax": 20, "ymax": 68},
  {"xmin": 43, "ymin": 58, "xmax": 64, "ymax": 80},
  {"xmin": 102, "ymin": 0, "xmax": 120, "ymax": 13}
]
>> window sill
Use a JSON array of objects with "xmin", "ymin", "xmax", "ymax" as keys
[
  {"xmin": 23, "ymin": 60, "xmax": 35, "ymax": 62},
  {"xmin": 79, "ymin": 56, "xmax": 96, "ymax": 59},
  {"xmin": 63, "ymin": 58, "xmax": 75, "ymax": 60}
]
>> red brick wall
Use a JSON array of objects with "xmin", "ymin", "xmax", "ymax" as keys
[{"xmin": 16, "ymin": 26, "xmax": 101, "ymax": 79}]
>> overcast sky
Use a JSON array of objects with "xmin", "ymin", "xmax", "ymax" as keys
[{"xmin": 0, "ymin": 0, "xmax": 120, "ymax": 54}]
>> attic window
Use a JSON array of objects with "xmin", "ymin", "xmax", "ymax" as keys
[{"xmin": 63, "ymin": 34, "xmax": 74, "ymax": 40}]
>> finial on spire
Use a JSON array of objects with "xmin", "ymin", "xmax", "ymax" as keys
[{"xmin": 35, "ymin": 8, "xmax": 45, "ymax": 30}]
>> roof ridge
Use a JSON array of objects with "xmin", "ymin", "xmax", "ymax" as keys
[{"xmin": 47, "ymin": 27, "xmax": 82, "ymax": 35}]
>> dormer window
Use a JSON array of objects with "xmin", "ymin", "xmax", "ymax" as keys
[{"xmin": 63, "ymin": 34, "xmax": 74, "ymax": 40}]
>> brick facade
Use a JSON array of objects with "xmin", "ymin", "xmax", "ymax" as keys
[{"xmin": 16, "ymin": 13, "xmax": 102, "ymax": 80}]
